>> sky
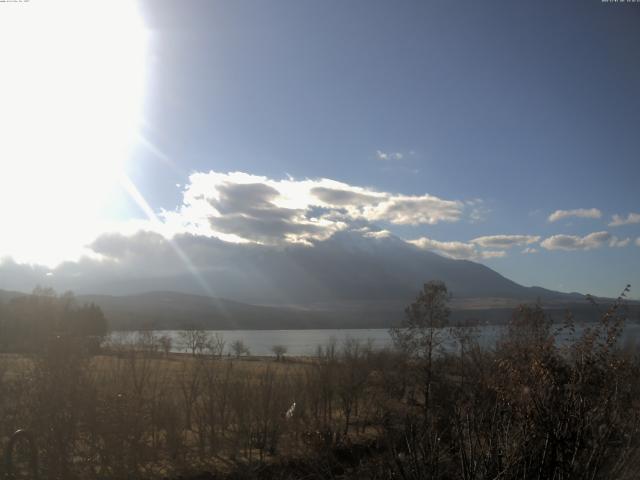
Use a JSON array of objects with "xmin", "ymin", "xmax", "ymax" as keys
[{"xmin": 0, "ymin": 0, "xmax": 639, "ymax": 299}]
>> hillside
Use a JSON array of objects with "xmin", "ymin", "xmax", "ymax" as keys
[
  {"xmin": 1, "ymin": 233, "xmax": 632, "ymax": 330},
  {"xmin": 3, "ymin": 287, "xmax": 633, "ymax": 331},
  {"xmin": 35, "ymin": 232, "xmax": 589, "ymax": 305}
]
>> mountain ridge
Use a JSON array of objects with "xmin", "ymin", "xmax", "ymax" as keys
[
  {"xmin": 1, "ymin": 233, "xmax": 632, "ymax": 329},
  {"xmin": 0, "ymin": 287, "xmax": 623, "ymax": 331}
]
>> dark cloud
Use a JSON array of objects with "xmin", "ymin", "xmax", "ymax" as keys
[
  {"xmin": 171, "ymin": 172, "xmax": 467, "ymax": 245},
  {"xmin": 310, "ymin": 187, "xmax": 379, "ymax": 206},
  {"xmin": 209, "ymin": 214, "xmax": 326, "ymax": 244},
  {"xmin": 211, "ymin": 182, "xmax": 282, "ymax": 216},
  {"xmin": 185, "ymin": 178, "xmax": 338, "ymax": 244}
]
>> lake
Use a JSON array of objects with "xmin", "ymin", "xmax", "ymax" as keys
[{"xmin": 111, "ymin": 322, "xmax": 640, "ymax": 357}]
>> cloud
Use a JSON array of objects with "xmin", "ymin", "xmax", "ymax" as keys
[
  {"xmin": 637, "ymin": 238, "xmax": 640, "ymax": 247},
  {"xmin": 364, "ymin": 195, "xmax": 463, "ymax": 225},
  {"xmin": 0, "ymin": 228, "xmax": 542, "ymax": 304},
  {"xmin": 411, "ymin": 233, "xmax": 544, "ymax": 259},
  {"xmin": 547, "ymin": 208, "xmax": 602, "ymax": 223},
  {"xmin": 540, "ymin": 231, "xmax": 611, "ymax": 251},
  {"xmin": 609, "ymin": 236, "xmax": 631, "ymax": 248},
  {"xmin": 466, "ymin": 199, "xmax": 491, "ymax": 223},
  {"xmin": 409, "ymin": 237, "xmax": 506, "ymax": 260},
  {"xmin": 0, "ymin": 170, "xmax": 476, "ymax": 266},
  {"xmin": 471, "ymin": 234, "xmax": 540, "ymax": 249},
  {"xmin": 481, "ymin": 251, "xmax": 507, "ymax": 259},
  {"xmin": 540, "ymin": 232, "xmax": 632, "ymax": 251},
  {"xmin": 205, "ymin": 181, "xmax": 336, "ymax": 244},
  {"xmin": 161, "ymin": 171, "xmax": 466, "ymax": 245},
  {"xmin": 211, "ymin": 182, "xmax": 281, "ymax": 215},
  {"xmin": 363, "ymin": 229, "xmax": 392, "ymax": 239},
  {"xmin": 376, "ymin": 150, "xmax": 403, "ymax": 161},
  {"xmin": 90, "ymin": 230, "xmax": 168, "ymax": 260},
  {"xmin": 409, "ymin": 237, "xmax": 477, "ymax": 260},
  {"xmin": 310, "ymin": 187, "xmax": 380, "ymax": 206},
  {"xmin": 609, "ymin": 213, "xmax": 640, "ymax": 227},
  {"xmin": 0, "ymin": 169, "xmax": 485, "ymax": 272}
]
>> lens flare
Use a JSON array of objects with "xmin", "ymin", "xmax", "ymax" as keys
[{"xmin": 0, "ymin": 0, "xmax": 148, "ymax": 266}]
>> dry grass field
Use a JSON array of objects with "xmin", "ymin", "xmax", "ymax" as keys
[{"xmin": 2, "ymin": 293, "xmax": 640, "ymax": 479}]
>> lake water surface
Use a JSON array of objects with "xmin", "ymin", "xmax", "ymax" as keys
[{"xmin": 111, "ymin": 323, "xmax": 640, "ymax": 357}]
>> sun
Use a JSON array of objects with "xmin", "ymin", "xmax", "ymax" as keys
[{"xmin": 0, "ymin": 0, "xmax": 148, "ymax": 266}]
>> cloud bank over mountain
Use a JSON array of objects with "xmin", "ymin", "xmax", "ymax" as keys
[
  {"xmin": 0, "ymin": 228, "xmax": 571, "ymax": 305},
  {"xmin": 159, "ymin": 171, "xmax": 468, "ymax": 246},
  {"xmin": 0, "ymin": 170, "xmax": 637, "ymax": 300}
]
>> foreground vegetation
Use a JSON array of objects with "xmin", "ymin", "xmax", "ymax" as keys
[{"xmin": 1, "ymin": 284, "xmax": 639, "ymax": 479}]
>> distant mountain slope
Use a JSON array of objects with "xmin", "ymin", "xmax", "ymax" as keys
[
  {"xmin": 65, "ymin": 291, "xmax": 622, "ymax": 330},
  {"xmin": 3, "ymin": 231, "xmax": 627, "ymax": 330},
  {"xmin": 0, "ymin": 289, "xmax": 25, "ymax": 303},
  {"xmin": 1, "ymin": 285, "xmax": 636, "ymax": 330},
  {"xmin": 74, "ymin": 291, "xmax": 351, "ymax": 330},
  {"xmin": 60, "ymin": 232, "xmax": 588, "ymax": 305}
]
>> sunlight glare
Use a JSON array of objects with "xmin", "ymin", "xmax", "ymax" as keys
[{"xmin": 0, "ymin": 0, "xmax": 148, "ymax": 266}]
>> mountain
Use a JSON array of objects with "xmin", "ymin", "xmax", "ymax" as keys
[
  {"xmin": 75, "ymin": 291, "xmax": 359, "ymax": 330},
  {"xmin": 1, "ymin": 288, "xmax": 631, "ymax": 331},
  {"xmin": 2, "ymin": 231, "xmax": 631, "ymax": 329},
  {"xmin": 0, "ymin": 289, "xmax": 25, "ymax": 303},
  {"xmin": 46, "ymin": 231, "xmax": 588, "ymax": 305}
]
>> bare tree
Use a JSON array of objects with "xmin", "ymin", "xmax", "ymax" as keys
[
  {"xmin": 230, "ymin": 339, "xmax": 250, "ymax": 358},
  {"xmin": 136, "ymin": 330, "xmax": 159, "ymax": 355},
  {"xmin": 206, "ymin": 332, "xmax": 226, "ymax": 357},
  {"xmin": 390, "ymin": 280, "xmax": 450, "ymax": 415},
  {"xmin": 158, "ymin": 335, "xmax": 173, "ymax": 356},
  {"xmin": 271, "ymin": 344, "xmax": 287, "ymax": 361},
  {"xmin": 179, "ymin": 329, "xmax": 210, "ymax": 356},
  {"xmin": 337, "ymin": 338, "xmax": 370, "ymax": 434}
]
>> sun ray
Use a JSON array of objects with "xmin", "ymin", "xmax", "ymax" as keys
[
  {"xmin": 118, "ymin": 175, "xmax": 230, "ymax": 320},
  {"xmin": 0, "ymin": 0, "xmax": 148, "ymax": 266}
]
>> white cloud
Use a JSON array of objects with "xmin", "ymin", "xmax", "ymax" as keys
[
  {"xmin": 636, "ymin": 238, "xmax": 640, "ymax": 247},
  {"xmin": 467, "ymin": 199, "xmax": 491, "ymax": 223},
  {"xmin": 0, "ymin": 168, "xmax": 484, "ymax": 266},
  {"xmin": 409, "ymin": 237, "xmax": 506, "ymax": 260},
  {"xmin": 481, "ymin": 250, "xmax": 507, "ymax": 259},
  {"xmin": 609, "ymin": 236, "xmax": 631, "ymax": 248},
  {"xmin": 547, "ymin": 208, "xmax": 602, "ymax": 223},
  {"xmin": 471, "ymin": 234, "xmax": 540, "ymax": 249},
  {"xmin": 540, "ymin": 231, "xmax": 611, "ymax": 251},
  {"xmin": 376, "ymin": 150, "xmax": 403, "ymax": 161},
  {"xmin": 409, "ymin": 237, "xmax": 477, "ymax": 260},
  {"xmin": 364, "ymin": 195, "xmax": 463, "ymax": 225},
  {"xmin": 411, "ymin": 233, "xmax": 545, "ymax": 260},
  {"xmin": 609, "ymin": 213, "xmax": 640, "ymax": 227},
  {"xmin": 363, "ymin": 229, "xmax": 392, "ymax": 239},
  {"xmin": 161, "ymin": 171, "xmax": 465, "ymax": 245},
  {"xmin": 310, "ymin": 187, "xmax": 381, "ymax": 206}
]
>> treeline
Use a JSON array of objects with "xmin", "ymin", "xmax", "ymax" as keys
[
  {"xmin": 0, "ymin": 287, "xmax": 108, "ymax": 352},
  {"xmin": 0, "ymin": 283, "xmax": 639, "ymax": 479}
]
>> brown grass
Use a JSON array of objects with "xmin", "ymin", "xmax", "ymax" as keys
[{"xmin": 2, "ymin": 295, "xmax": 640, "ymax": 479}]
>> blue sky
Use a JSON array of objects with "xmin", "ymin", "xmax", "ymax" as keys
[
  {"xmin": 130, "ymin": 0, "xmax": 640, "ymax": 298},
  {"xmin": 0, "ymin": 0, "xmax": 639, "ymax": 299}
]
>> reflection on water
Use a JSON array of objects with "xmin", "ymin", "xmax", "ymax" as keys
[{"xmin": 110, "ymin": 323, "xmax": 640, "ymax": 357}]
